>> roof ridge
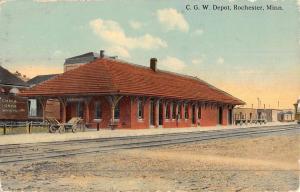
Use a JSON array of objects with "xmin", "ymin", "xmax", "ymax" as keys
[
  {"xmin": 101, "ymin": 57, "xmax": 211, "ymax": 83},
  {"xmin": 100, "ymin": 57, "xmax": 243, "ymax": 103}
]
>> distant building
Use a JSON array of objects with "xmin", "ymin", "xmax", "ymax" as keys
[
  {"xmin": 0, "ymin": 66, "xmax": 28, "ymax": 120},
  {"xmin": 233, "ymin": 108, "xmax": 258, "ymax": 121},
  {"xmin": 278, "ymin": 110, "xmax": 294, "ymax": 122},
  {"xmin": 64, "ymin": 52, "xmax": 100, "ymax": 72},
  {"xmin": 257, "ymin": 109, "xmax": 282, "ymax": 122},
  {"xmin": 64, "ymin": 51, "xmax": 117, "ymax": 72}
]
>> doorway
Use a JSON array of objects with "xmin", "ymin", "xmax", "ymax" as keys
[
  {"xmin": 150, "ymin": 100, "xmax": 155, "ymax": 126},
  {"xmin": 218, "ymin": 107, "xmax": 223, "ymax": 125},
  {"xmin": 192, "ymin": 105, "xmax": 196, "ymax": 125},
  {"xmin": 158, "ymin": 101, "xmax": 163, "ymax": 126}
]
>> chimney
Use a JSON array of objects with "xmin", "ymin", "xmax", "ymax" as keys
[
  {"xmin": 150, "ymin": 58, "xmax": 157, "ymax": 72},
  {"xmin": 100, "ymin": 50, "xmax": 105, "ymax": 58}
]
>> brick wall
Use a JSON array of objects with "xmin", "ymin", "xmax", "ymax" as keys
[
  {"xmin": 64, "ymin": 96, "xmax": 232, "ymax": 129},
  {"xmin": 199, "ymin": 104, "xmax": 218, "ymax": 126}
]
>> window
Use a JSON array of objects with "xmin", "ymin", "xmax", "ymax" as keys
[
  {"xmin": 172, "ymin": 103, "xmax": 176, "ymax": 119},
  {"xmin": 178, "ymin": 104, "xmax": 182, "ymax": 119},
  {"xmin": 77, "ymin": 102, "xmax": 84, "ymax": 118},
  {"xmin": 165, "ymin": 102, "xmax": 170, "ymax": 119},
  {"xmin": 114, "ymin": 102, "xmax": 120, "ymax": 119},
  {"xmin": 137, "ymin": 99, "xmax": 144, "ymax": 119},
  {"xmin": 198, "ymin": 106, "xmax": 201, "ymax": 119},
  {"xmin": 184, "ymin": 104, "xmax": 189, "ymax": 119},
  {"xmin": 94, "ymin": 101, "xmax": 102, "ymax": 119}
]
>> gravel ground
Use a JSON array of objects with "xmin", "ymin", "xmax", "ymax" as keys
[{"xmin": 0, "ymin": 134, "xmax": 299, "ymax": 192}]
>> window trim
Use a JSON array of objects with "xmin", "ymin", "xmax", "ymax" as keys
[{"xmin": 137, "ymin": 98, "xmax": 144, "ymax": 119}]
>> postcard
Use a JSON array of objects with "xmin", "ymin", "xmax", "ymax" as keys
[{"xmin": 0, "ymin": 0, "xmax": 299, "ymax": 191}]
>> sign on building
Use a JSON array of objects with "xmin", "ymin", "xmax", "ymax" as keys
[{"xmin": 0, "ymin": 94, "xmax": 28, "ymax": 120}]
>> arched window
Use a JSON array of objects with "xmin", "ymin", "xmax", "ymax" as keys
[
  {"xmin": 137, "ymin": 98, "xmax": 144, "ymax": 119},
  {"xmin": 114, "ymin": 102, "xmax": 120, "ymax": 119}
]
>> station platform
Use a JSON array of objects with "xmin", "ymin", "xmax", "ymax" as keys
[{"xmin": 0, "ymin": 122, "xmax": 296, "ymax": 146}]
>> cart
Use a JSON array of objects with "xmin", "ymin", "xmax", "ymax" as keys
[{"xmin": 47, "ymin": 117, "xmax": 85, "ymax": 133}]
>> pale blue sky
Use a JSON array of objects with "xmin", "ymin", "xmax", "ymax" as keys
[{"xmin": 0, "ymin": 0, "xmax": 299, "ymax": 108}]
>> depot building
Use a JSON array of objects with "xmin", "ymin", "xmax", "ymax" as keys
[{"xmin": 21, "ymin": 52, "xmax": 245, "ymax": 129}]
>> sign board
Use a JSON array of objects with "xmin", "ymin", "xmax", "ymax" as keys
[{"xmin": 0, "ymin": 94, "xmax": 28, "ymax": 120}]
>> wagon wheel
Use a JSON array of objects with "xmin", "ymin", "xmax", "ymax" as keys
[
  {"xmin": 58, "ymin": 125, "xmax": 65, "ymax": 133},
  {"xmin": 71, "ymin": 124, "xmax": 77, "ymax": 133},
  {"xmin": 49, "ymin": 125, "xmax": 57, "ymax": 133}
]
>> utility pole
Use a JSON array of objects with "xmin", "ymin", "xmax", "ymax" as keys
[
  {"xmin": 257, "ymin": 98, "xmax": 259, "ymax": 109},
  {"xmin": 277, "ymin": 100, "xmax": 279, "ymax": 109}
]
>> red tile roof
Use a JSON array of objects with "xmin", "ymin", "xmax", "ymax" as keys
[{"xmin": 20, "ymin": 58, "xmax": 245, "ymax": 105}]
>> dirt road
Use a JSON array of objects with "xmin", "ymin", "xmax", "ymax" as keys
[{"xmin": 0, "ymin": 132, "xmax": 299, "ymax": 191}]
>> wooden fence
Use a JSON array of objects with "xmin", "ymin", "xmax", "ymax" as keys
[{"xmin": 0, "ymin": 121, "xmax": 49, "ymax": 135}]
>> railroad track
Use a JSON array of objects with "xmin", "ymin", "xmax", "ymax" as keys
[{"xmin": 0, "ymin": 124, "xmax": 299, "ymax": 164}]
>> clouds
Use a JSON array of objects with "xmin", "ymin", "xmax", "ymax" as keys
[
  {"xmin": 0, "ymin": 0, "xmax": 7, "ymax": 7},
  {"xmin": 129, "ymin": 20, "xmax": 143, "ymax": 30},
  {"xmin": 107, "ymin": 46, "xmax": 130, "ymax": 58},
  {"xmin": 160, "ymin": 56, "xmax": 186, "ymax": 72},
  {"xmin": 191, "ymin": 58, "xmax": 203, "ymax": 65},
  {"xmin": 157, "ymin": 8, "xmax": 189, "ymax": 32},
  {"xmin": 89, "ymin": 18, "xmax": 167, "ymax": 58},
  {"xmin": 0, "ymin": 0, "xmax": 6, "ymax": 5}
]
